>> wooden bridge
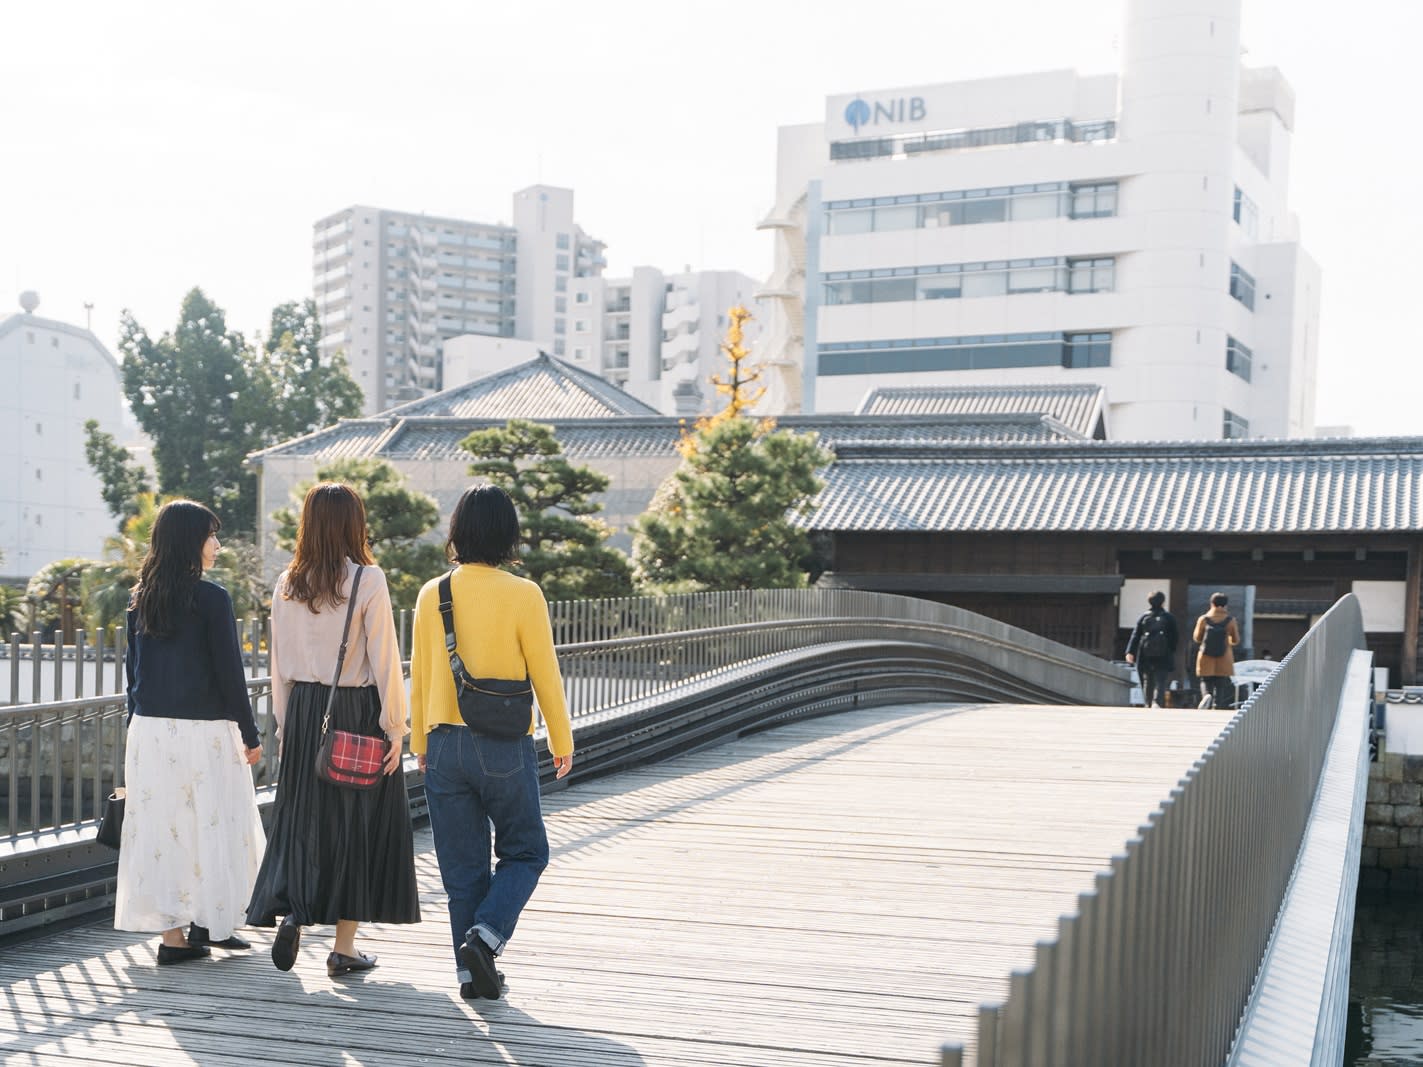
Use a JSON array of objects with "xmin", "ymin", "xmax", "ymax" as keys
[{"xmin": 1, "ymin": 701, "xmax": 1227, "ymax": 1066}]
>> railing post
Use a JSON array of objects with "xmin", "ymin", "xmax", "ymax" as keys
[
  {"xmin": 31, "ymin": 630, "xmax": 42, "ymax": 706},
  {"xmin": 9, "ymin": 632, "xmax": 18, "ymax": 706},
  {"xmin": 74, "ymin": 629, "xmax": 86, "ymax": 699}
]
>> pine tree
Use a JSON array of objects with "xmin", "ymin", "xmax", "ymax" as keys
[
  {"xmin": 633, "ymin": 307, "xmax": 830, "ymax": 592},
  {"xmin": 460, "ymin": 420, "xmax": 634, "ymax": 600}
]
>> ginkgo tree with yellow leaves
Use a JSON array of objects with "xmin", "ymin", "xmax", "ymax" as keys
[{"xmin": 632, "ymin": 306, "xmax": 830, "ymax": 592}]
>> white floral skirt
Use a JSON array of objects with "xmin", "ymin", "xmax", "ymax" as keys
[{"xmin": 114, "ymin": 717, "xmax": 266, "ymax": 939}]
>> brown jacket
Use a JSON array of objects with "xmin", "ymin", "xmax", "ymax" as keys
[{"xmin": 1193, "ymin": 610, "xmax": 1239, "ymax": 678}]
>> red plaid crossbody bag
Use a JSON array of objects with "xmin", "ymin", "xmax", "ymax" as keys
[{"xmin": 313, "ymin": 566, "xmax": 389, "ymax": 790}]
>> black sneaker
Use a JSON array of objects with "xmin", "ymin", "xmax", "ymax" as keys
[{"xmin": 458, "ymin": 935, "xmax": 502, "ymax": 999}]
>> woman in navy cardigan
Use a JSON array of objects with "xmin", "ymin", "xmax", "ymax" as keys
[{"xmin": 114, "ymin": 500, "xmax": 266, "ymax": 964}]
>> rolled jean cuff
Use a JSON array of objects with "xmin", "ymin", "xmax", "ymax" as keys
[{"xmin": 469, "ymin": 922, "xmax": 505, "ymax": 957}]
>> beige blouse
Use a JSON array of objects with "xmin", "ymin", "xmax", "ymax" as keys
[{"xmin": 269, "ymin": 560, "xmax": 409, "ymax": 740}]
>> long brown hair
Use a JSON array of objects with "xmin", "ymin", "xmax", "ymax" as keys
[
  {"xmin": 282, "ymin": 483, "xmax": 376, "ymax": 612},
  {"xmin": 131, "ymin": 500, "xmax": 220, "ymax": 638}
]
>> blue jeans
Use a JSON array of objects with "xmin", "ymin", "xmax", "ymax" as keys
[{"xmin": 423, "ymin": 724, "xmax": 549, "ymax": 981}]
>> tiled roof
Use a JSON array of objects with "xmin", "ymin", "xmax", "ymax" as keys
[
  {"xmin": 250, "ymin": 412, "xmax": 1082, "ymax": 464},
  {"xmin": 798, "ymin": 438, "xmax": 1423, "ymax": 534},
  {"xmin": 381, "ymin": 352, "xmax": 661, "ymax": 419},
  {"xmin": 855, "ymin": 383, "xmax": 1107, "ymax": 439}
]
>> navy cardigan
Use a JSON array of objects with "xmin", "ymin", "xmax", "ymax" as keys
[{"xmin": 125, "ymin": 580, "xmax": 260, "ymax": 749}]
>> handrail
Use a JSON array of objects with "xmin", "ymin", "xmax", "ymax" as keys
[
  {"xmin": 941, "ymin": 594, "xmax": 1368, "ymax": 1067},
  {"xmin": 1, "ymin": 589, "xmax": 1125, "ymax": 843}
]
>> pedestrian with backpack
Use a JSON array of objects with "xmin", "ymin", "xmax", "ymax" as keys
[
  {"xmin": 1125, "ymin": 591, "xmax": 1178, "ymax": 708},
  {"xmin": 1193, "ymin": 592, "xmax": 1240, "ymax": 709}
]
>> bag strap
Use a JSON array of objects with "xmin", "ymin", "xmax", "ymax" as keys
[
  {"xmin": 320, "ymin": 565, "xmax": 366, "ymax": 738},
  {"xmin": 437, "ymin": 570, "xmax": 531, "ymax": 689}
]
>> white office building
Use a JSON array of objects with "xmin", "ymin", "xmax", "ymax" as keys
[
  {"xmin": 0, "ymin": 293, "xmax": 125, "ymax": 578},
  {"xmin": 567, "ymin": 269, "xmax": 764, "ymax": 416},
  {"xmin": 759, "ymin": 0, "xmax": 1320, "ymax": 439},
  {"xmin": 314, "ymin": 185, "xmax": 606, "ymax": 414}
]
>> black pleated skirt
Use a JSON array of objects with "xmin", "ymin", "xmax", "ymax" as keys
[{"xmin": 246, "ymin": 682, "xmax": 420, "ymax": 926}]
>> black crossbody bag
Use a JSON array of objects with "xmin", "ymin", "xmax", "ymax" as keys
[{"xmin": 437, "ymin": 572, "xmax": 533, "ymax": 740}]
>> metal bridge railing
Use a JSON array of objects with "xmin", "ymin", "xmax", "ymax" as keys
[
  {"xmin": 1, "ymin": 588, "xmax": 1123, "ymax": 843},
  {"xmin": 942, "ymin": 594, "xmax": 1367, "ymax": 1067}
]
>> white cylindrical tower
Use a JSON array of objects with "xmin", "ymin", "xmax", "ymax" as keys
[{"xmin": 1113, "ymin": 0, "xmax": 1246, "ymax": 440}]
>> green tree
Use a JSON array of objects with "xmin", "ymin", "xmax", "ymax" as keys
[
  {"xmin": 274, "ymin": 458, "xmax": 444, "ymax": 613},
  {"xmin": 121, "ymin": 290, "xmax": 366, "ymax": 534},
  {"xmin": 248, "ymin": 299, "xmax": 363, "ymax": 443},
  {"xmin": 23, "ymin": 558, "xmax": 90, "ymax": 639},
  {"xmin": 460, "ymin": 420, "xmax": 634, "ymax": 600},
  {"xmin": 83, "ymin": 419, "xmax": 151, "ymax": 526},
  {"xmin": 120, "ymin": 288, "xmax": 262, "ymax": 531},
  {"xmin": 633, "ymin": 306, "xmax": 830, "ymax": 592}
]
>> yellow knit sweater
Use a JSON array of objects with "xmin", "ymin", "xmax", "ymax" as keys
[{"xmin": 409, "ymin": 564, "xmax": 573, "ymax": 757}]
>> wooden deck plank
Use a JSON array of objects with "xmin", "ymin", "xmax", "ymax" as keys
[{"xmin": 0, "ymin": 702, "xmax": 1228, "ymax": 1066}]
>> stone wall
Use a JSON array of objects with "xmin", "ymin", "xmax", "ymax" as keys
[{"xmin": 1360, "ymin": 749, "xmax": 1423, "ymax": 890}]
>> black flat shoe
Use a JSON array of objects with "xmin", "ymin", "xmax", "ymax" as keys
[
  {"xmin": 459, "ymin": 971, "xmax": 506, "ymax": 1001},
  {"xmin": 157, "ymin": 943, "xmax": 211, "ymax": 965},
  {"xmin": 327, "ymin": 951, "xmax": 378, "ymax": 978},
  {"xmin": 188, "ymin": 924, "xmax": 251, "ymax": 950},
  {"xmin": 272, "ymin": 917, "xmax": 300, "ymax": 972}
]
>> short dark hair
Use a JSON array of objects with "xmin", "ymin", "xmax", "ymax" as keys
[
  {"xmin": 1148, "ymin": 591, "xmax": 1166, "ymax": 608},
  {"xmin": 1211, "ymin": 592, "xmax": 1229, "ymax": 607},
  {"xmin": 446, "ymin": 484, "xmax": 520, "ymax": 566}
]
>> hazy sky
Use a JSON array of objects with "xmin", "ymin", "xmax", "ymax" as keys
[{"xmin": 3, "ymin": 0, "xmax": 1418, "ymax": 433}]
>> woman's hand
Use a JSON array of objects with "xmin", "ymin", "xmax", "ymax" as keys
[
  {"xmin": 554, "ymin": 753, "xmax": 574, "ymax": 780},
  {"xmin": 244, "ymin": 745, "xmax": 263, "ymax": 766},
  {"xmin": 383, "ymin": 738, "xmax": 403, "ymax": 775}
]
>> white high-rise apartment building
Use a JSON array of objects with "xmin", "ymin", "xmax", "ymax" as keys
[
  {"xmin": 314, "ymin": 185, "xmax": 605, "ymax": 414},
  {"xmin": 567, "ymin": 269, "xmax": 763, "ymax": 415},
  {"xmin": 759, "ymin": 0, "xmax": 1319, "ymax": 439},
  {"xmin": 0, "ymin": 293, "xmax": 125, "ymax": 578}
]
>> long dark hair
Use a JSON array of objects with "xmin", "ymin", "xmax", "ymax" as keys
[
  {"xmin": 283, "ymin": 483, "xmax": 376, "ymax": 612},
  {"xmin": 131, "ymin": 500, "xmax": 219, "ymax": 638},
  {"xmin": 446, "ymin": 485, "xmax": 520, "ymax": 566}
]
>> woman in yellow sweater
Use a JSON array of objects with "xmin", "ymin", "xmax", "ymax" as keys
[{"xmin": 410, "ymin": 484, "xmax": 574, "ymax": 1001}]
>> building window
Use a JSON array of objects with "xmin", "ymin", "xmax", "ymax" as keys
[
  {"xmin": 1226, "ymin": 336, "xmax": 1253, "ymax": 381},
  {"xmin": 1064, "ymin": 332, "xmax": 1112, "ymax": 368},
  {"xmin": 554, "ymin": 318, "xmax": 565, "ymax": 335},
  {"xmin": 575, "ymin": 291, "xmax": 589, "ymax": 304},
  {"xmin": 574, "ymin": 319, "xmax": 588, "ymax": 332},
  {"xmin": 555, "ymin": 296, "xmax": 567, "ymax": 313},
  {"xmin": 51, "ymin": 337, "xmax": 59, "ymax": 348},
  {"xmin": 829, "ymin": 118, "xmax": 1116, "ymax": 161},
  {"xmin": 1223, "ymin": 409, "xmax": 1250, "ymax": 438},
  {"xmin": 35, "ymin": 468, "xmax": 42, "ymax": 481},
  {"xmin": 573, "ymin": 346, "xmax": 588, "ymax": 361},
  {"xmin": 554, "ymin": 339, "xmax": 566, "ymax": 355},
  {"xmin": 1229, "ymin": 262, "xmax": 1256, "ymax": 309},
  {"xmin": 819, "ymin": 331, "xmax": 1094, "ymax": 375},
  {"xmin": 555, "ymin": 254, "xmax": 570, "ymax": 271},
  {"xmin": 34, "ymin": 422, "xmax": 41, "ymax": 435},
  {"xmin": 1232, "ymin": 186, "xmax": 1259, "ymax": 239},
  {"xmin": 73, "ymin": 383, "xmax": 81, "ymax": 400},
  {"xmin": 555, "ymin": 276, "xmax": 567, "ymax": 292},
  {"xmin": 1068, "ymin": 257, "xmax": 1115, "ymax": 293},
  {"xmin": 822, "ymin": 256, "xmax": 1108, "ymax": 306},
  {"xmin": 1070, "ymin": 182, "xmax": 1118, "ymax": 219},
  {"xmin": 556, "ymin": 233, "xmax": 570, "ymax": 249},
  {"xmin": 824, "ymin": 181, "xmax": 1117, "ymax": 235}
]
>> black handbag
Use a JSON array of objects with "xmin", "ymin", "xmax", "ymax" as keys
[
  {"xmin": 438, "ymin": 572, "xmax": 533, "ymax": 740},
  {"xmin": 96, "ymin": 788, "xmax": 126, "ymax": 849}
]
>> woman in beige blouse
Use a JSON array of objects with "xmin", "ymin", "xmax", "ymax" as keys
[{"xmin": 246, "ymin": 483, "xmax": 419, "ymax": 977}]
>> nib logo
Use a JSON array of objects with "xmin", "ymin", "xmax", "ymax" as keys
[{"xmin": 844, "ymin": 99, "xmax": 871, "ymax": 133}]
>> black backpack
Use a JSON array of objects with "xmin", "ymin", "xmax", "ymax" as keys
[
  {"xmin": 1138, "ymin": 613, "xmax": 1168, "ymax": 659},
  {"xmin": 1202, "ymin": 615, "xmax": 1232, "ymax": 658}
]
